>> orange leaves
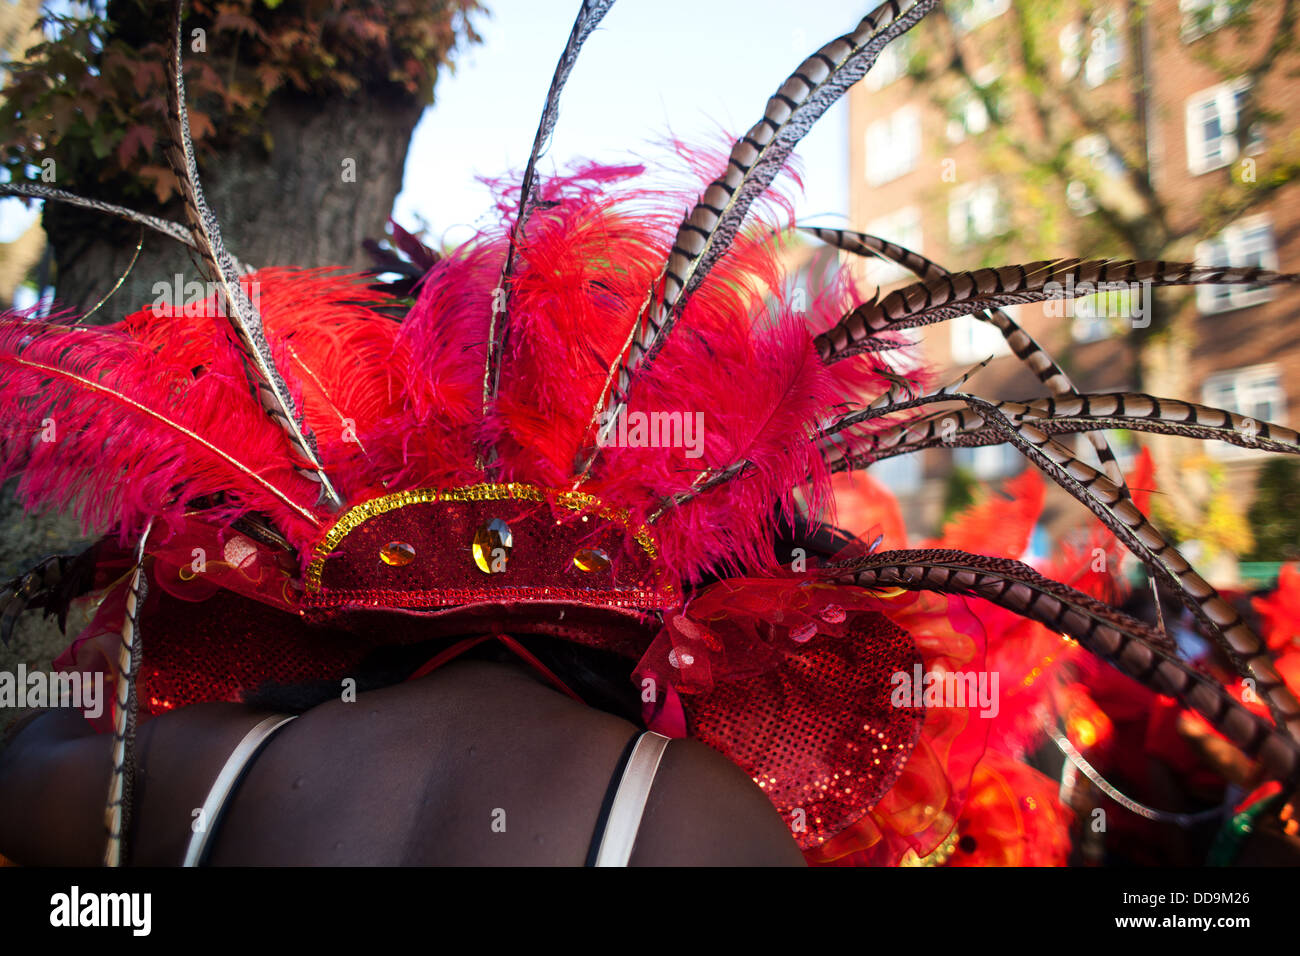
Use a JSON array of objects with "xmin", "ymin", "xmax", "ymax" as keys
[
  {"xmin": 116, "ymin": 125, "xmax": 156, "ymax": 167},
  {"xmin": 187, "ymin": 110, "xmax": 215, "ymax": 141},
  {"xmin": 137, "ymin": 165, "xmax": 180, "ymax": 205},
  {"xmin": 2, "ymin": 0, "xmax": 484, "ymax": 201},
  {"xmin": 213, "ymin": 6, "xmax": 267, "ymax": 42}
]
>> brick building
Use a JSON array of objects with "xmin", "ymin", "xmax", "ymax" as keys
[{"xmin": 838, "ymin": 0, "xmax": 1300, "ymax": 576}]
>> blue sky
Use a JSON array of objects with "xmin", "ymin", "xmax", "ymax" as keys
[
  {"xmin": 395, "ymin": 0, "xmax": 858, "ymax": 245},
  {"xmin": 1, "ymin": 0, "xmax": 860, "ymax": 245}
]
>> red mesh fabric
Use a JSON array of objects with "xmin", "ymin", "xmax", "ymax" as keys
[
  {"xmin": 946, "ymin": 751, "xmax": 1074, "ymax": 867},
  {"xmin": 633, "ymin": 576, "xmax": 991, "ymax": 860},
  {"xmin": 685, "ymin": 613, "xmax": 922, "ymax": 849}
]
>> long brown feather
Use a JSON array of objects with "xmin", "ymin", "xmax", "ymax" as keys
[
  {"xmin": 822, "ymin": 391, "xmax": 1300, "ymax": 468},
  {"xmin": 0, "ymin": 182, "xmax": 197, "ymax": 251},
  {"xmin": 816, "ymin": 258, "xmax": 1300, "ymax": 362},
  {"xmin": 163, "ymin": 0, "xmax": 340, "ymax": 509},
  {"xmin": 590, "ymin": 0, "xmax": 938, "ymax": 458},
  {"xmin": 483, "ymin": 0, "xmax": 616, "ymax": 433},
  {"xmin": 103, "ymin": 522, "xmax": 151, "ymax": 867},
  {"xmin": 804, "ymin": 226, "xmax": 1129, "ymax": 492},
  {"xmin": 950, "ymin": 393, "xmax": 1300, "ymax": 739},
  {"xmin": 832, "ymin": 549, "xmax": 1300, "ymax": 787}
]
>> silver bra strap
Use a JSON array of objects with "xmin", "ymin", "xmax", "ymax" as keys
[
  {"xmin": 592, "ymin": 731, "xmax": 671, "ymax": 867},
  {"xmin": 182, "ymin": 714, "xmax": 297, "ymax": 866}
]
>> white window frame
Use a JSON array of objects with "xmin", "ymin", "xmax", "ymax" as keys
[
  {"xmin": 1060, "ymin": 22, "xmax": 1083, "ymax": 80},
  {"xmin": 1083, "ymin": 10, "xmax": 1125, "ymax": 88},
  {"xmin": 1195, "ymin": 214, "xmax": 1279, "ymax": 314},
  {"xmin": 1180, "ymin": 0, "xmax": 1245, "ymax": 42},
  {"xmin": 1201, "ymin": 363, "xmax": 1285, "ymax": 459},
  {"xmin": 1060, "ymin": 11, "xmax": 1124, "ymax": 86},
  {"xmin": 861, "ymin": 206, "xmax": 923, "ymax": 286},
  {"xmin": 952, "ymin": 0, "xmax": 1011, "ymax": 35},
  {"xmin": 945, "ymin": 67, "xmax": 998, "ymax": 144},
  {"xmin": 950, "ymin": 307, "xmax": 1017, "ymax": 364},
  {"xmin": 865, "ymin": 105, "xmax": 921, "ymax": 186},
  {"xmin": 948, "ymin": 180, "xmax": 1002, "ymax": 246},
  {"xmin": 1067, "ymin": 134, "xmax": 1126, "ymax": 216},
  {"xmin": 1185, "ymin": 77, "xmax": 1257, "ymax": 175}
]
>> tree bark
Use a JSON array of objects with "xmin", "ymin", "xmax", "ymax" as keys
[
  {"xmin": 42, "ymin": 86, "xmax": 423, "ymax": 317},
  {"xmin": 9, "ymin": 85, "xmax": 423, "ymax": 579}
]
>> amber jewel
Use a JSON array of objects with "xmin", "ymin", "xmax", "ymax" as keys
[
  {"xmin": 573, "ymin": 547, "xmax": 611, "ymax": 572},
  {"xmin": 380, "ymin": 541, "xmax": 416, "ymax": 567},
  {"xmin": 473, "ymin": 518, "xmax": 513, "ymax": 573}
]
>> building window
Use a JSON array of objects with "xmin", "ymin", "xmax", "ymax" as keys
[
  {"xmin": 1185, "ymin": 78, "xmax": 1261, "ymax": 175},
  {"xmin": 861, "ymin": 206, "xmax": 923, "ymax": 286},
  {"xmin": 1067, "ymin": 134, "xmax": 1126, "ymax": 216},
  {"xmin": 1070, "ymin": 284, "xmax": 1143, "ymax": 342},
  {"xmin": 1071, "ymin": 309, "xmax": 1113, "ymax": 344},
  {"xmin": 865, "ymin": 106, "xmax": 920, "ymax": 186},
  {"xmin": 948, "ymin": 180, "xmax": 1002, "ymax": 246},
  {"xmin": 950, "ymin": 306, "xmax": 1017, "ymax": 364},
  {"xmin": 869, "ymin": 452, "xmax": 923, "ymax": 494},
  {"xmin": 1085, "ymin": 10, "xmax": 1124, "ymax": 87},
  {"xmin": 946, "ymin": 90, "xmax": 990, "ymax": 143},
  {"xmin": 1202, "ymin": 364, "xmax": 1285, "ymax": 459},
  {"xmin": 865, "ymin": 34, "xmax": 912, "ymax": 91},
  {"xmin": 955, "ymin": 443, "xmax": 1023, "ymax": 480},
  {"xmin": 1195, "ymin": 215, "xmax": 1278, "ymax": 313},
  {"xmin": 1060, "ymin": 10, "xmax": 1124, "ymax": 87},
  {"xmin": 945, "ymin": 67, "xmax": 1000, "ymax": 144},
  {"xmin": 1181, "ymin": 0, "xmax": 1248, "ymax": 41},
  {"xmin": 951, "ymin": 0, "xmax": 1010, "ymax": 34}
]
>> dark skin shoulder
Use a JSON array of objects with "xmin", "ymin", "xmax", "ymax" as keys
[{"xmin": 0, "ymin": 660, "xmax": 804, "ymax": 866}]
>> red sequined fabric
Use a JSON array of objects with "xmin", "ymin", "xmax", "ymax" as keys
[
  {"xmin": 684, "ymin": 612, "xmax": 922, "ymax": 849},
  {"xmin": 306, "ymin": 491, "xmax": 673, "ymax": 610}
]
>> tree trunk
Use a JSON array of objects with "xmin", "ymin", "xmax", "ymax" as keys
[
  {"xmin": 42, "ymin": 86, "xmax": 423, "ymax": 317},
  {"xmin": 6, "ymin": 86, "xmax": 423, "ymax": 579}
]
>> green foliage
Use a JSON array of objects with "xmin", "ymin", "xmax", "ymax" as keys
[
  {"xmin": 941, "ymin": 464, "xmax": 978, "ymax": 525},
  {"xmin": 0, "ymin": 0, "xmax": 483, "ymax": 203},
  {"xmin": 1247, "ymin": 458, "xmax": 1300, "ymax": 561}
]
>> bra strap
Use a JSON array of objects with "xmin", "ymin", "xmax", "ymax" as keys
[
  {"xmin": 182, "ymin": 714, "xmax": 297, "ymax": 866},
  {"xmin": 590, "ymin": 731, "xmax": 671, "ymax": 866}
]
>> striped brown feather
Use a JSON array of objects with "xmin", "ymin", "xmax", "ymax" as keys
[
  {"xmin": 832, "ymin": 549, "xmax": 1300, "ymax": 787},
  {"xmin": 592, "ymin": 0, "xmax": 938, "ymax": 458},
  {"xmin": 164, "ymin": 1, "xmax": 340, "ymax": 509},
  {"xmin": 816, "ymin": 258, "xmax": 1300, "ymax": 362},
  {"xmin": 804, "ymin": 226, "xmax": 1128, "ymax": 491}
]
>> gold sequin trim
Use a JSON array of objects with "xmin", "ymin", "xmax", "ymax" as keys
[{"xmin": 304, "ymin": 482, "xmax": 660, "ymax": 594}]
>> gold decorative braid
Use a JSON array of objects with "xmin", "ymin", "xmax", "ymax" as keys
[{"xmin": 304, "ymin": 482, "xmax": 660, "ymax": 594}]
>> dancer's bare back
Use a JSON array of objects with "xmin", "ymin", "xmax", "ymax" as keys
[{"xmin": 0, "ymin": 659, "xmax": 804, "ymax": 866}]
